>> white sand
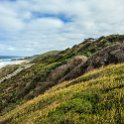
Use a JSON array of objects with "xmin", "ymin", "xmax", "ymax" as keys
[{"xmin": 0, "ymin": 60, "xmax": 28, "ymax": 69}]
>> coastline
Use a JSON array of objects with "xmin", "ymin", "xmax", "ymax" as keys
[{"xmin": 0, "ymin": 60, "xmax": 29, "ymax": 69}]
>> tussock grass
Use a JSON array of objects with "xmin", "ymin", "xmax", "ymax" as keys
[{"xmin": 0, "ymin": 63, "xmax": 124, "ymax": 124}]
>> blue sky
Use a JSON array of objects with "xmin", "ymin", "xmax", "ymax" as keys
[{"xmin": 0, "ymin": 0, "xmax": 124, "ymax": 56}]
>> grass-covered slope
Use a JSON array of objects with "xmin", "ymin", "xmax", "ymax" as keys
[
  {"xmin": 0, "ymin": 35, "xmax": 124, "ymax": 115},
  {"xmin": 0, "ymin": 63, "xmax": 124, "ymax": 124},
  {"xmin": 0, "ymin": 34, "xmax": 124, "ymax": 122},
  {"xmin": 0, "ymin": 56, "xmax": 87, "ymax": 116}
]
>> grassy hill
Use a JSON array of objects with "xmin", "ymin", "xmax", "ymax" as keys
[
  {"xmin": 0, "ymin": 63, "xmax": 124, "ymax": 124},
  {"xmin": 0, "ymin": 34, "xmax": 124, "ymax": 124}
]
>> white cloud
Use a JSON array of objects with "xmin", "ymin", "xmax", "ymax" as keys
[
  {"xmin": 0, "ymin": 0, "xmax": 124, "ymax": 56},
  {"xmin": 0, "ymin": 4, "xmax": 24, "ymax": 34},
  {"xmin": 27, "ymin": 18, "xmax": 64, "ymax": 30},
  {"xmin": 0, "ymin": 43, "xmax": 15, "ymax": 51}
]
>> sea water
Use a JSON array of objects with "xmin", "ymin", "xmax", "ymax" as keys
[{"xmin": 0, "ymin": 56, "xmax": 20, "ymax": 68}]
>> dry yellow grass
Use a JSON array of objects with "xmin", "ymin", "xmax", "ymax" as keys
[{"xmin": 0, "ymin": 63, "xmax": 124, "ymax": 124}]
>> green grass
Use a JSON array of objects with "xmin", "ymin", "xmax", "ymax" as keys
[
  {"xmin": 0, "ymin": 56, "xmax": 86, "ymax": 115},
  {"xmin": 0, "ymin": 63, "xmax": 124, "ymax": 124},
  {"xmin": 0, "ymin": 34, "xmax": 124, "ymax": 124},
  {"xmin": 0, "ymin": 62, "xmax": 62, "ymax": 115}
]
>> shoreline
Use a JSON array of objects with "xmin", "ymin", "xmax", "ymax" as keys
[{"xmin": 0, "ymin": 60, "xmax": 29, "ymax": 69}]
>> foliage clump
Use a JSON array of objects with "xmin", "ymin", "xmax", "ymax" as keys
[{"xmin": 0, "ymin": 64, "xmax": 124, "ymax": 124}]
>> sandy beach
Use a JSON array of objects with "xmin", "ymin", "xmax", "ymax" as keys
[{"xmin": 0, "ymin": 60, "xmax": 29, "ymax": 69}]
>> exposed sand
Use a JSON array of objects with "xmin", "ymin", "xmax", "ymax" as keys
[
  {"xmin": 0, "ymin": 60, "xmax": 29, "ymax": 69},
  {"xmin": 12, "ymin": 60, "xmax": 29, "ymax": 65}
]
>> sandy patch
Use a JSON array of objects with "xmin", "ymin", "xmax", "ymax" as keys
[{"xmin": 0, "ymin": 60, "xmax": 29, "ymax": 69}]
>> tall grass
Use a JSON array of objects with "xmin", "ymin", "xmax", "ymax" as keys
[{"xmin": 0, "ymin": 63, "xmax": 124, "ymax": 124}]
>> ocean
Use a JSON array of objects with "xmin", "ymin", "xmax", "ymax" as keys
[{"xmin": 0, "ymin": 56, "xmax": 21, "ymax": 68}]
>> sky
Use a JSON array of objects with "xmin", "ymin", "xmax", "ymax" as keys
[{"xmin": 0, "ymin": 0, "xmax": 124, "ymax": 56}]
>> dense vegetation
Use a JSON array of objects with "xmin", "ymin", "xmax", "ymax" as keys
[
  {"xmin": 0, "ymin": 64, "xmax": 124, "ymax": 124},
  {"xmin": 0, "ymin": 34, "xmax": 124, "ymax": 124}
]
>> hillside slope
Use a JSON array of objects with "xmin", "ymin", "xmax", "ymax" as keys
[
  {"xmin": 0, "ymin": 35, "xmax": 124, "ymax": 123},
  {"xmin": 0, "ymin": 34, "xmax": 124, "ymax": 122},
  {"xmin": 0, "ymin": 63, "xmax": 124, "ymax": 124},
  {"xmin": 60, "ymin": 43, "xmax": 124, "ymax": 82}
]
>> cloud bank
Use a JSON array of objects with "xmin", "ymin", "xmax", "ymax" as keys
[{"xmin": 0, "ymin": 0, "xmax": 124, "ymax": 56}]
